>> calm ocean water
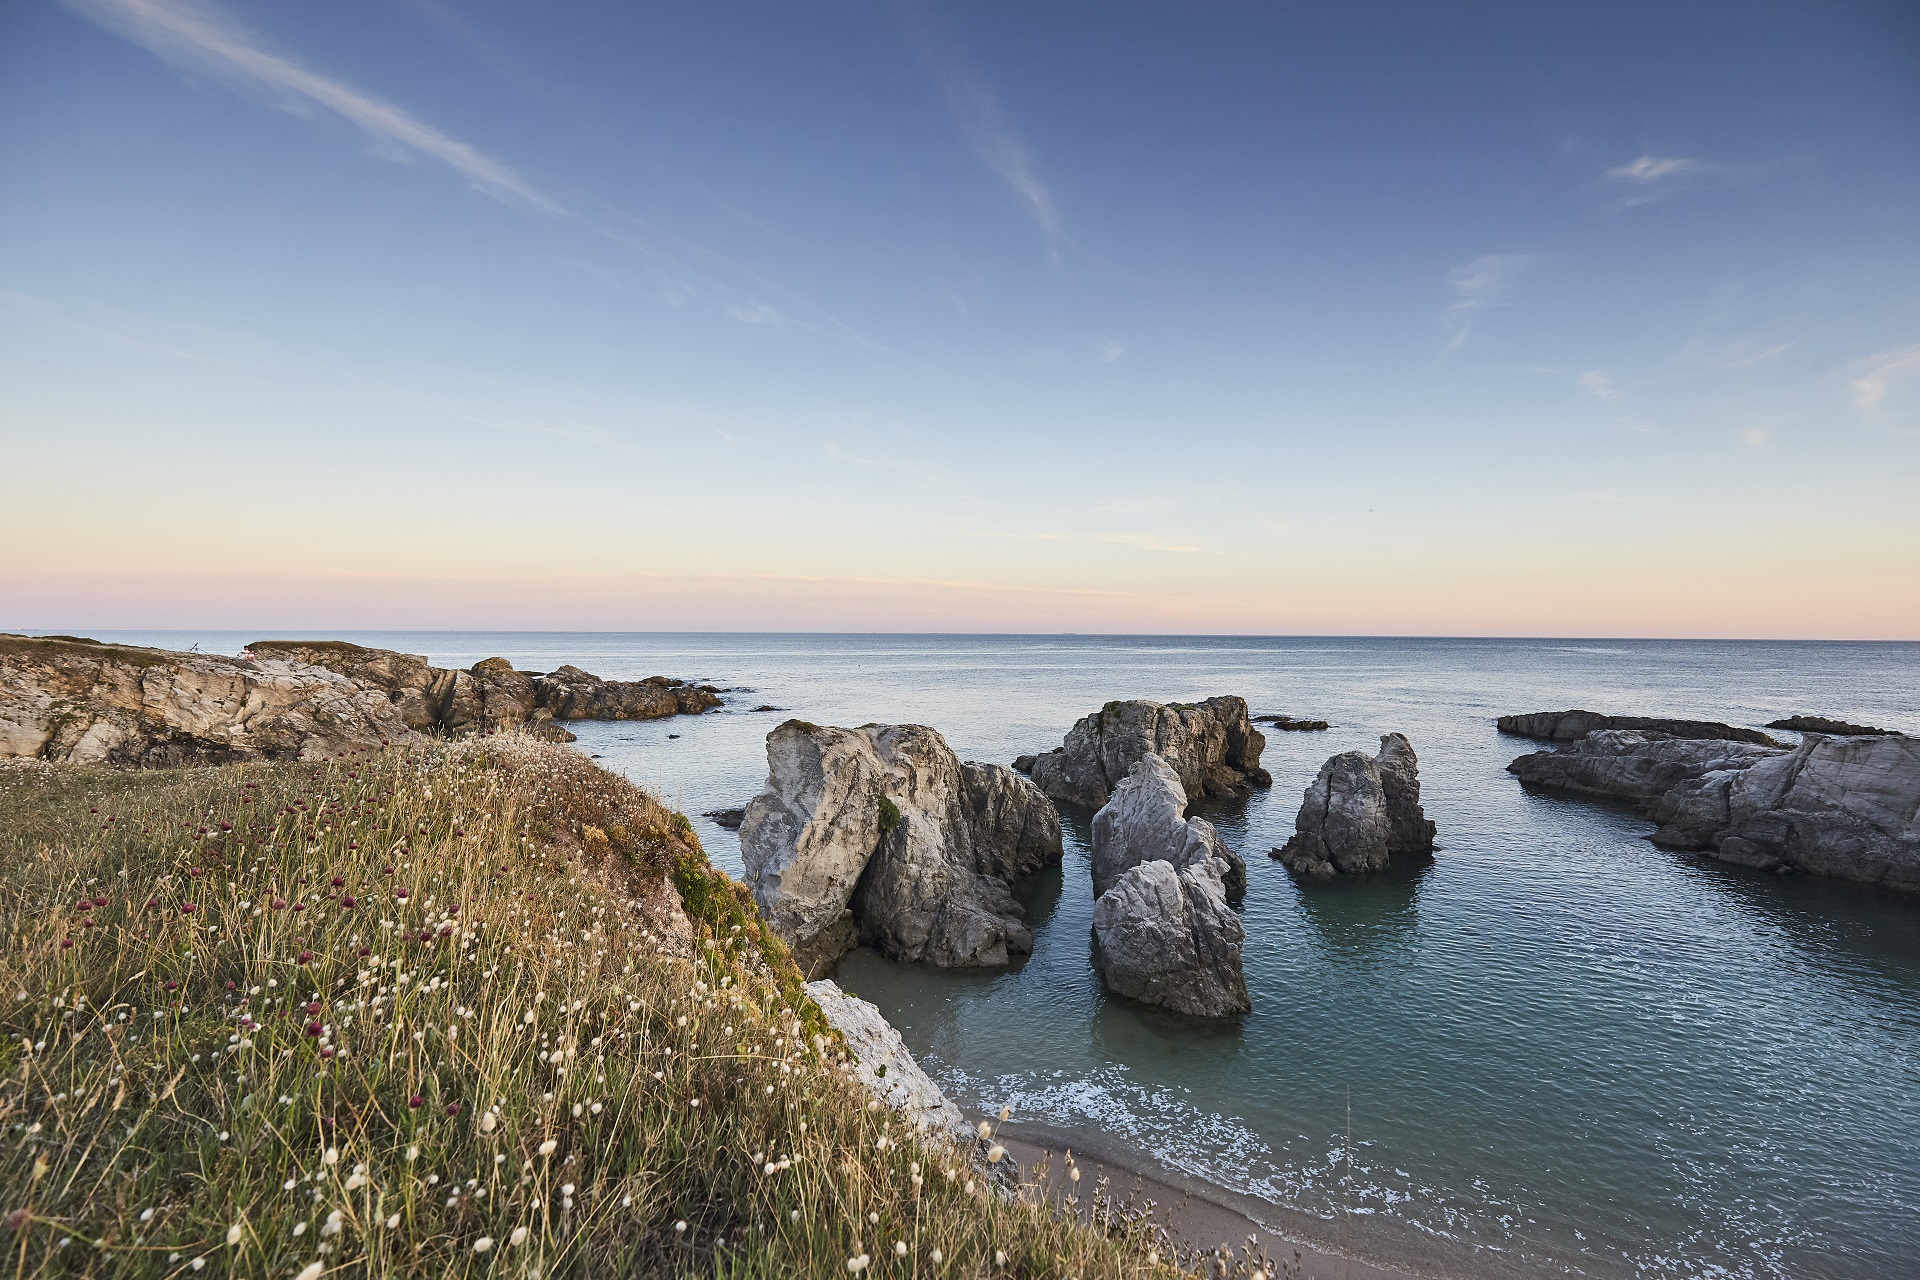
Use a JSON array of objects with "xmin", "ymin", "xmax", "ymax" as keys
[{"xmin": 84, "ymin": 632, "xmax": 1920, "ymax": 1279}]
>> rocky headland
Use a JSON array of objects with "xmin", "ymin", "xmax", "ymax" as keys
[
  {"xmin": 1275, "ymin": 733, "xmax": 1436, "ymax": 878},
  {"xmin": 1016, "ymin": 695, "xmax": 1271, "ymax": 810},
  {"xmin": 1506, "ymin": 710, "xmax": 1920, "ymax": 892},
  {"xmin": 739, "ymin": 720, "xmax": 1064, "ymax": 976},
  {"xmin": 0, "ymin": 634, "xmax": 720, "ymax": 766},
  {"xmin": 1088, "ymin": 753, "xmax": 1250, "ymax": 1016}
]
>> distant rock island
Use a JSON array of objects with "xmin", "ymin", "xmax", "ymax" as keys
[
  {"xmin": 0, "ymin": 634, "xmax": 719, "ymax": 766},
  {"xmin": 1505, "ymin": 709, "xmax": 1918, "ymax": 894}
]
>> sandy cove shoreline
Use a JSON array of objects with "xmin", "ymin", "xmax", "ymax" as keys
[{"xmin": 997, "ymin": 1121, "xmax": 1499, "ymax": 1280}]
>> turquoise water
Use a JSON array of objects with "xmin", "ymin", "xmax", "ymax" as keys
[{"xmin": 79, "ymin": 633, "xmax": 1920, "ymax": 1278}]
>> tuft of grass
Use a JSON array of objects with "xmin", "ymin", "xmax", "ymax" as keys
[
  {"xmin": 0, "ymin": 737, "xmax": 1217, "ymax": 1278},
  {"xmin": 876, "ymin": 798, "xmax": 903, "ymax": 837}
]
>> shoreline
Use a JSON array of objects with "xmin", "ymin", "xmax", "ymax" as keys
[{"xmin": 996, "ymin": 1120, "xmax": 1497, "ymax": 1280}]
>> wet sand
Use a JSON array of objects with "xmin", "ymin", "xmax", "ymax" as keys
[{"xmin": 999, "ymin": 1123, "xmax": 1468, "ymax": 1280}]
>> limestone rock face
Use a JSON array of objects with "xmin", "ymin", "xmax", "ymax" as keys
[
  {"xmin": 1376, "ymin": 733, "xmax": 1438, "ymax": 855},
  {"xmin": 1092, "ymin": 858, "xmax": 1250, "ymax": 1017},
  {"xmin": 1507, "ymin": 725, "xmax": 1919, "ymax": 892},
  {"xmin": 1027, "ymin": 695, "xmax": 1271, "ymax": 810},
  {"xmin": 1498, "ymin": 709, "xmax": 1778, "ymax": 747},
  {"xmin": 1090, "ymin": 754, "xmax": 1245, "ymax": 898},
  {"xmin": 1650, "ymin": 734, "xmax": 1920, "ymax": 891},
  {"xmin": 0, "ymin": 635, "xmax": 414, "ymax": 766},
  {"xmin": 740, "ymin": 720, "xmax": 1064, "ymax": 976},
  {"xmin": 1277, "ymin": 734, "xmax": 1436, "ymax": 878},
  {"xmin": 804, "ymin": 979, "xmax": 970, "ymax": 1140},
  {"xmin": 1276, "ymin": 751, "xmax": 1392, "ymax": 878},
  {"xmin": 1506, "ymin": 730, "xmax": 1778, "ymax": 805},
  {"xmin": 247, "ymin": 641, "xmax": 455, "ymax": 731}
]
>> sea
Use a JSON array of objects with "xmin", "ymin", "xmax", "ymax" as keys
[{"xmin": 70, "ymin": 632, "xmax": 1920, "ymax": 1279}]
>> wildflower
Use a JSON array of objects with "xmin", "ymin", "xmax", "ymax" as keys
[
  {"xmin": 510, "ymin": 1227, "xmax": 528, "ymax": 1246},
  {"xmin": 931, "ymin": 1249, "xmax": 944, "ymax": 1263},
  {"xmin": 987, "ymin": 1145, "xmax": 1006, "ymax": 1164},
  {"xmin": 539, "ymin": 1139, "xmax": 558, "ymax": 1157},
  {"xmin": 296, "ymin": 1264, "xmax": 324, "ymax": 1280},
  {"xmin": 408, "ymin": 1096, "xmax": 423, "ymax": 1109},
  {"xmin": 473, "ymin": 1237, "xmax": 494, "ymax": 1253},
  {"xmin": 847, "ymin": 1255, "xmax": 870, "ymax": 1273},
  {"xmin": 995, "ymin": 1250, "xmax": 1007, "ymax": 1265},
  {"xmin": 407, "ymin": 1145, "xmax": 419, "ymax": 1161},
  {"xmin": 227, "ymin": 1225, "xmax": 242, "ymax": 1245},
  {"xmin": 446, "ymin": 1102, "xmax": 461, "ymax": 1116},
  {"xmin": 323, "ymin": 1147, "xmax": 339, "ymax": 1166},
  {"xmin": 479, "ymin": 1112, "xmax": 497, "ymax": 1133},
  {"xmin": 895, "ymin": 1242, "xmax": 908, "ymax": 1257},
  {"xmin": 673, "ymin": 1221, "xmax": 686, "ymax": 1234},
  {"xmin": 385, "ymin": 1215, "xmax": 401, "ymax": 1229}
]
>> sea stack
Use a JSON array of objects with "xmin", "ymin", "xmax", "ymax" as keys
[
  {"xmin": 1021, "ymin": 695, "xmax": 1271, "ymax": 810},
  {"xmin": 1276, "ymin": 732, "xmax": 1436, "ymax": 878},
  {"xmin": 739, "ymin": 720, "xmax": 1064, "ymax": 976},
  {"xmin": 1088, "ymin": 753, "xmax": 1250, "ymax": 1016}
]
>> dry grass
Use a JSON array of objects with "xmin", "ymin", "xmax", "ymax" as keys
[{"xmin": 0, "ymin": 736, "xmax": 1270, "ymax": 1278}]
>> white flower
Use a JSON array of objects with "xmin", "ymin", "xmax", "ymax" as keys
[
  {"xmin": 673, "ymin": 1221, "xmax": 687, "ymax": 1234},
  {"xmin": 894, "ymin": 1241, "xmax": 908, "ymax": 1257},
  {"xmin": 479, "ymin": 1112, "xmax": 497, "ymax": 1133},
  {"xmin": 561, "ymin": 1184, "xmax": 575, "ymax": 1196},
  {"xmin": 473, "ymin": 1237, "xmax": 494, "ymax": 1254},
  {"xmin": 539, "ymin": 1139, "xmax": 558, "ymax": 1157},
  {"xmin": 322, "ymin": 1147, "xmax": 339, "ymax": 1166},
  {"xmin": 295, "ymin": 1264, "xmax": 324, "ymax": 1280},
  {"xmin": 385, "ymin": 1215, "xmax": 400, "ymax": 1229},
  {"xmin": 931, "ymin": 1248, "xmax": 944, "ymax": 1263},
  {"xmin": 846, "ymin": 1255, "xmax": 870, "ymax": 1274},
  {"xmin": 995, "ymin": 1250, "xmax": 1008, "ymax": 1265},
  {"xmin": 987, "ymin": 1144, "xmax": 1006, "ymax": 1164},
  {"xmin": 227, "ymin": 1225, "xmax": 242, "ymax": 1245},
  {"xmin": 510, "ymin": 1227, "xmax": 528, "ymax": 1247}
]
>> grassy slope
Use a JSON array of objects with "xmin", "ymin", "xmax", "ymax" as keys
[{"xmin": 0, "ymin": 737, "xmax": 1203, "ymax": 1279}]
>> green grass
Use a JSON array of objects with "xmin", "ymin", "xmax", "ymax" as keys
[{"xmin": 0, "ymin": 738, "xmax": 1224, "ymax": 1278}]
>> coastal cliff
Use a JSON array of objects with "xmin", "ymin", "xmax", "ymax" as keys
[{"xmin": 0, "ymin": 634, "xmax": 720, "ymax": 766}]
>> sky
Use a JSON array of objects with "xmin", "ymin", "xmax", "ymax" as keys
[{"xmin": 2, "ymin": 0, "xmax": 1918, "ymax": 637}]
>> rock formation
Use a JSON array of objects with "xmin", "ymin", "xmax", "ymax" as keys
[
  {"xmin": 1022, "ymin": 696, "xmax": 1271, "ymax": 810},
  {"xmin": 739, "ymin": 720, "xmax": 1064, "ymax": 976},
  {"xmin": 1766, "ymin": 715, "xmax": 1898, "ymax": 737},
  {"xmin": 1275, "ymin": 734, "xmax": 1436, "ymax": 878},
  {"xmin": 1087, "ymin": 752, "xmax": 1249, "ymax": 1015},
  {"xmin": 1498, "ymin": 709, "xmax": 1778, "ymax": 747},
  {"xmin": 804, "ymin": 979, "xmax": 971, "ymax": 1140},
  {"xmin": 257, "ymin": 641, "xmax": 719, "ymax": 740},
  {"xmin": 1089, "ymin": 754, "xmax": 1245, "ymax": 898},
  {"xmin": 1254, "ymin": 714, "xmax": 1330, "ymax": 731},
  {"xmin": 0, "ymin": 634, "xmax": 725, "ymax": 766},
  {"xmin": 0, "ymin": 634, "xmax": 413, "ymax": 766},
  {"xmin": 1508, "ymin": 726, "xmax": 1920, "ymax": 892},
  {"xmin": 1093, "ymin": 859, "xmax": 1250, "ymax": 1017}
]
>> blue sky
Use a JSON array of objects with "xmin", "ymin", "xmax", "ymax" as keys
[{"xmin": 3, "ymin": 0, "xmax": 1917, "ymax": 635}]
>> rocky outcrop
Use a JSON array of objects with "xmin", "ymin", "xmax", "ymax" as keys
[
  {"xmin": 0, "ymin": 634, "xmax": 728, "ymax": 767},
  {"xmin": 740, "ymin": 720, "xmax": 1064, "ymax": 976},
  {"xmin": 1647, "ymin": 734, "xmax": 1920, "ymax": 891},
  {"xmin": 536, "ymin": 665, "xmax": 721, "ymax": 720},
  {"xmin": 1090, "ymin": 754, "xmax": 1245, "ymax": 899},
  {"xmin": 256, "ymin": 641, "xmax": 719, "ymax": 740},
  {"xmin": 1093, "ymin": 859, "xmax": 1250, "ymax": 1017},
  {"xmin": 1506, "ymin": 730, "xmax": 1779, "ymax": 805},
  {"xmin": 1766, "ymin": 715, "xmax": 1898, "ymax": 738},
  {"xmin": 1507, "ymin": 726, "xmax": 1920, "ymax": 892},
  {"xmin": 0, "ymin": 635, "xmax": 414, "ymax": 766},
  {"xmin": 1025, "ymin": 696, "xmax": 1271, "ymax": 810},
  {"xmin": 804, "ymin": 979, "xmax": 971, "ymax": 1140},
  {"xmin": 1255, "ymin": 714, "xmax": 1330, "ymax": 731},
  {"xmin": 1275, "ymin": 734, "xmax": 1436, "ymax": 878},
  {"xmin": 1498, "ymin": 709, "xmax": 1778, "ymax": 747}
]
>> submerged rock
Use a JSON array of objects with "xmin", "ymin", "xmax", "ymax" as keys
[
  {"xmin": 1276, "ymin": 734, "xmax": 1437, "ymax": 878},
  {"xmin": 1026, "ymin": 695, "xmax": 1271, "ymax": 810},
  {"xmin": 1766, "ymin": 715, "xmax": 1898, "ymax": 738},
  {"xmin": 1093, "ymin": 858, "xmax": 1250, "ymax": 1017},
  {"xmin": 1090, "ymin": 753, "xmax": 1245, "ymax": 898},
  {"xmin": 1498, "ymin": 709, "xmax": 1778, "ymax": 747},
  {"xmin": 739, "ymin": 720, "xmax": 1063, "ymax": 976},
  {"xmin": 1254, "ymin": 714, "xmax": 1330, "ymax": 731},
  {"xmin": 804, "ymin": 979, "xmax": 971, "ymax": 1140}
]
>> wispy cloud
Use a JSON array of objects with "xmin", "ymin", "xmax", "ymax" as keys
[
  {"xmin": 1441, "ymin": 252, "xmax": 1540, "ymax": 357},
  {"xmin": 725, "ymin": 302, "xmax": 785, "ymax": 327},
  {"xmin": 899, "ymin": 4, "xmax": 1065, "ymax": 257},
  {"xmin": 1736, "ymin": 426, "xmax": 1771, "ymax": 447},
  {"xmin": 1095, "ymin": 339, "xmax": 1127, "ymax": 364},
  {"xmin": 65, "ymin": 0, "xmax": 563, "ymax": 214},
  {"xmin": 1851, "ymin": 343, "xmax": 1920, "ymax": 409},
  {"xmin": 1606, "ymin": 155, "xmax": 1711, "ymax": 183},
  {"xmin": 1577, "ymin": 370, "xmax": 1618, "ymax": 400}
]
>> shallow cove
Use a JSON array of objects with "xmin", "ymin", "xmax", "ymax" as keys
[{"xmin": 85, "ymin": 631, "xmax": 1920, "ymax": 1278}]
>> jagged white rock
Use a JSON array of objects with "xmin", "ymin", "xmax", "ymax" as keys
[{"xmin": 805, "ymin": 979, "xmax": 971, "ymax": 1141}]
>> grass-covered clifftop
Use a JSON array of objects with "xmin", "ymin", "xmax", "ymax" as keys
[{"xmin": 0, "ymin": 737, "xmax": 1191, "ymax": 1278}]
